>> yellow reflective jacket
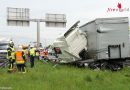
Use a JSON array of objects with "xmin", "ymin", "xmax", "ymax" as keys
[
  {"xmin": 29, "ymin": 48, "xmax": 35, "ymax": 56},
  {"xmin": 7, "ymin": 47, "xmax": 15, "ymax": 60}
]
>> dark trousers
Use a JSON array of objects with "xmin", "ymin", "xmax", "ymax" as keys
[
  {"xmin": 17, "ymin": 64, "xmax": 25, "ymax": 72},
  {"xmin": 9, "ymin": 59, "xmax": 15, "ymax": 70},
  {"xmin": 30, "ymin": 56, "xmax": 34, "ymax": 68}
]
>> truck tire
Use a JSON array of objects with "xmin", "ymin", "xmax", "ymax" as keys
[
  {"xmin": 100, "ymin": 62, "xmax": 108, "ymax": 70},
  {"xmin": 88, "ymin": 62, "xmax": 100, "ymax": 70}
]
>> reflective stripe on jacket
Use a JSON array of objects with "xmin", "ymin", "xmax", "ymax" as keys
[
  {"xmin": 7, "ymin": 47, "xmax": 15, "ymax": 60},
  {"xmin": 11, "ymin": 47, "xmax": 15, "ymax": 59},
  {"xmin": 16, "ymin": 51, "xmax": 25, "ymax": 64}
]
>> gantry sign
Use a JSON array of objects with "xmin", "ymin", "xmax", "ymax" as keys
[
  {"xmin": 7, "ymin": 7, "xmax": 30, "ymax": 26},
  {"xmin": 7, "ymin": 7, "xmax": 67, "ymax": 48}
]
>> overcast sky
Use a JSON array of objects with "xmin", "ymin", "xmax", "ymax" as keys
[{"xmin": 0, "ymin": 0, "xmax": 130, "ymax": 46}]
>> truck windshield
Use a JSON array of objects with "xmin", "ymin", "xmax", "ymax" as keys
[{"xmin": 0, "ymin": 44, "xmax": 8, "ymax": 50}]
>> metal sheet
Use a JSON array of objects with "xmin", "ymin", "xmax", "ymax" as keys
[
  {"xmin": 46, "ymin": 22, "xmax": 66, "ymax": 27},
  {"xmin": 80, "ymin": 17, "xmax": 130, "ymax": 60},
  {"xmin": 45, "ymin": 14, "xmax": 66, "ymax": 27},
  {"xmin": 7, "ymin": 20, "xmax": 30, "ymax": 26},
  {"xmin": 7, "ymin": 7, "xmax": 30, "ymax": 26}
]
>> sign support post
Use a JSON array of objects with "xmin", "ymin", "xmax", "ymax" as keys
[{"xmin": 37, "ymin": 20, "xmax": 40, "ymax": 48}]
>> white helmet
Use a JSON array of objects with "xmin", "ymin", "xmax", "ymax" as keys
[
  {"xmin": 19, "ymin": 45, "xmax": 22, "ymax": 49},
  {"xmin": 9, "ymin": 40, "xmax": 14, "ymax": 47},
  {"xmin": 18, "ymin": 45, "xmax": 23, "ymax": 51},
  {"xmin": 30, "ymin": 45, "xmax": 33, "ymax": 48}
]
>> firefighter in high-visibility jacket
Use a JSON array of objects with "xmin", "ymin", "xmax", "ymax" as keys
[
  {"xmin": 7, "ymin": 41, "xmax": 15, "ymax": 71},
  {"xmin": 29, "ymin": 46, "xmax": 35, "ymax": 68},
  {"xmin": 35, "ymin": 49, "xmax": 40, "ymax": 60},
  {"xmin": 15, "ymin": 46, "xmax": 26, "ymax": 73},
  {"xmin": 22, "ymin": 48, "xmax": 27, "ymax": 67}
]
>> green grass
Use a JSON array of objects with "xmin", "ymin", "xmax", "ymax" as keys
[{"xmin": 0, "ymin": 60, "xmax": 130, "ymax": 90}]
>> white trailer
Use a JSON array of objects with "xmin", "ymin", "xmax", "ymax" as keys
[
  {"xmin": 79, "ymin": 17, "xmax": 130, "ymax": 70},
  {"xmin": 80, "ymin": 17, "xmax": 130, "ymax": 60}
]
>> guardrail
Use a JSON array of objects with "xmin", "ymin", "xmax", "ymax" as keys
[{"xmin": 0, "ymin": 59, "xmax": 9, "ymax": 68}]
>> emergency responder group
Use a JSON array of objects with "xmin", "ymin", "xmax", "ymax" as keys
[{"xmin": 7, "ymin": 41, "xmax": 39, "ymax": 73}]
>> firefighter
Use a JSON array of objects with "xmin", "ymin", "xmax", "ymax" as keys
[
  {"xmin": 29, "ymin": 46, "xmax": 35, "ymax": 68},
  {"xmin": 43, "ymin": 48, "xmax": 48, "ymax": 60},
  {"xmin": 35, "ymin": 48, "xmax": 40, "ymax": 60},
  {"xmin": 22, "ymin": 46, "xmax": 28, "ymax": 66},
  {"xmin": 15, "ymin": 45, "xmax": 26, "ymax": 73},
  {"xmin": 7, "ymin": 40, "xmax": 15, "ymax": 71}
]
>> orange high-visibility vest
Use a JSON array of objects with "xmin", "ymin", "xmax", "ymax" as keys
[{"xmin": 16, "ymin": 51, "xmax": 25, "ymax": 64}]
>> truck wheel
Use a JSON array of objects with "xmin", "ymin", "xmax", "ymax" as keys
[
  {"xmin": 77, "ymin": 63, "xmax": 85, "ymax": 67},
  {"xmin": 88, "ymin": 62, "xmax": 100, "ymax": 70},
  {"xmin": 100, "ymin": 62, "xmax": 108, "ymax": 70},
  {"xmin": 108, "ymin": 63, "xmax": 123, "ymax": 71}
]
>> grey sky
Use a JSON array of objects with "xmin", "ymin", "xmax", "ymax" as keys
[{"xmin": 0, "ymin": 0, "xmax": 130, "ymax": 46}]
